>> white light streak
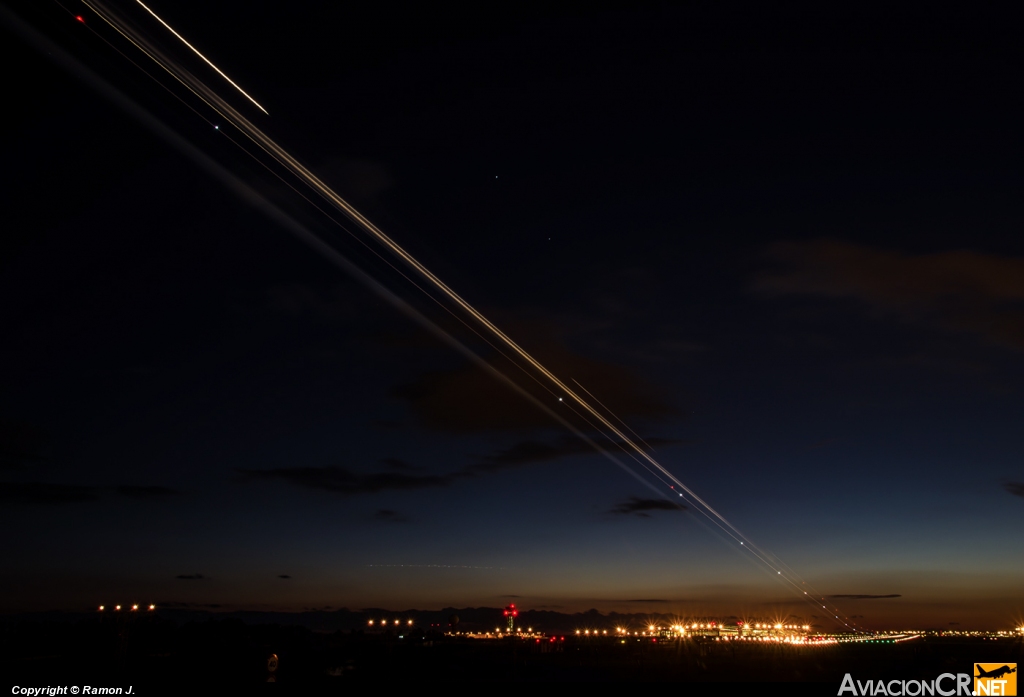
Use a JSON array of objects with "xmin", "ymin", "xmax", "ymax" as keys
[{"xmin": 133, "ymin": 0, "xmax": 268, "ymax": 115}]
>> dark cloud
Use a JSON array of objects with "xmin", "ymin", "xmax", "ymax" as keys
[
  {"xmin": 374, "ymin": 509, "xmax": 410, "ymax": 523},
  {"xmin": 263, "ymin": 283, "xmax": 358, "ymax": 324},
  {"xmin": 0, "ymin": 420, "xmax": 48, "ymax": 470},
  {"xmin": 827, "ymin": 594, "xmax": 901, "ymax": 599},
  {"xmin": 115, "ymin": 485, "xmax": 182, "ymax": 500},
  {"xmin": 757, "ymin": 240, "xmax": 1024, "ymax": 349},
  {"xmin": 393, "ymin": 330, "xmax": 676, "ymax": 432},
  {"xmin": 176, "ymin": 574, "xmax": 206, "ymax": 580},
  {"xmin": 1003, "ymin": 482, "xmax": 1024, "ymax": 498},
  {"xmin": 472, "ymin": 436, "xmax": 682, "ymax": 473},
  {"xmin": 278, "ymin": 575, "xmax": 292, "ymax": 579},
  {"xmin": 244, "ymin": 436, "xmax": 681, "ymax": 500},
  {"xmin": 0, "ymin": 482, "xmax": 98, "ymax": 504},
  {"xmin": 318, "ymin": 157, "xmax": 395, "ymax": 199},
  {"xmin": 805, "ymin": 437, "xmax": 842, "ymax": 451},
  {"xmin": 239, "ymin": 466, "xmax": 463, "ymax": 495},
  {"xmin": 607, "ymin": 496, "xmax": 685, "ymax": 518},
  {"xmin": 380, "ymin": 457, "xmax": 419, "ymax": 471}
]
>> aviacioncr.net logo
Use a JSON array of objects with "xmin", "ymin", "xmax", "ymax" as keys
[
  {"xmin": 974, "ymin": 663, "xmax": 1017, "ymax": 696},
  {"xmin": 838, "ymin": 673, "xmax": 972, "ymax": 696}
]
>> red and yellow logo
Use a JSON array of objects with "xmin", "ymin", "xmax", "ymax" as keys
[{"xmin": 974, "ymin": 664, "xmax": 1017, "ymax": 696}]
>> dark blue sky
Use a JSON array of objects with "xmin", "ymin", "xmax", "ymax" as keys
[{"xmin": 2, "ymin": 0, "xmax": 1023, "ymax": 629}]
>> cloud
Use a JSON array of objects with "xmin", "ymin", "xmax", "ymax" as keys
[
  {"xmin": 607, "ymin": 496, "xmax": 685, "ymax": 517},
  {"xmin": 1003, "ymin": 482, "xmax": 1024, "ymax": 498},
  {"xmin": 0, "ymin": 420, "xmax": 48, "ymax": 470},
  {"xmin": 757, "ymin": 240, "xmax": 1024, "ymax": 349},
  {"xmin": 471, "ymin": 436, "xmax": 682, "ymax": 473},
  {"xmin": 827, "ymin": 594, "xmax": 901, "ymax": 599},
  {"xmin": 393, "ymin": 329, "xmax": 676, "ymax": 432},
  {"xmin": 115, "ymin": 485, "xmax": 182, "ymax": 500},
  {"xmin": 380, "ymin": 457, "xmax": 419, "ymax": 471},
  {"xmin": 176, "ymin": 574, "xmax": 206, "ymax": 580},
  {"xmin": 0, "ymin": 482, "xmax": 98, "ymax": 504},
  {"xmin": 243, "ymin": 437, "xmax": 681, "ymax": 499},
  {"xmin": 318, "ymin": 157, "xmax": 395, "ymax": 199},
  {"xmin": 263, "ymin": 283, "xmax": 358, "ymax": 324},
  {"xmin": 239, "ymin": 466, "xmax": 463, "ymax": 495},
  {"xmin": 373, "ymin": 509, "xmax": 410, "ymax": 523}
]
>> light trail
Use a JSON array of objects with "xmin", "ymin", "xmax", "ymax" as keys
[
  {"xmin": 133, "ymin": 0, "xmax": 268, "ymax": 115},
  {"xmin": 19, "ymin": 0, "xmax": 863, "ymax": 631}
]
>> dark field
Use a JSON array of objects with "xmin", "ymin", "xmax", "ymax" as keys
[{"xmin": 5, "ymin": 615, "xmax": 1022, "ymax": 690}]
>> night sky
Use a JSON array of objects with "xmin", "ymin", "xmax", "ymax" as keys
[{"xmin": 2, "ymin": 1, "xmax": 1023, "ymax": 630}]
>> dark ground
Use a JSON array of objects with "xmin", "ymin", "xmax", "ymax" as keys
[{"xmin": 4, "ymin": 614, "xmax": 1021, "ymax": 690}]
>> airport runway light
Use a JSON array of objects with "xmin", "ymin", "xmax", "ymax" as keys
[
  {"xmin": 115, "ymin": 605, "xmax": 121, "ymax": 611},
  {"xmin": 408, "ymin": 619, "xmax": 413, "ymax": 625},
  {"xmin": 148, "ymin": 604, "xmax": 155, "ymax": 611},
  {"xmin": 394, "ymin": 619, "xmax": 399, "ymax": 625},
  {"xmin": 98, "ymin": 605, "xmax": 105, "ymax": 611},
  {"xmin": 368, "ymin": 620, "xmax": 374, "ymax": 625},
  {"xmin": 575, "ymin": 630, "xmax": 580, "ymax": 635},
  {"xmin": 132, "ymin": 604, "xmax": 138, "ymax": 611}
]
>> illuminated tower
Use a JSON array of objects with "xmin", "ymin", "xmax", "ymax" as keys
[{"xmin": 503, "ymin": 603, "xmax": 518, "ymax": 632}]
